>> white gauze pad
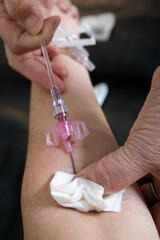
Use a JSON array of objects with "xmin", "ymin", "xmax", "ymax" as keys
[{"xmin": 50, "ymin": 171, "xmax": 125, "ymax": 213}]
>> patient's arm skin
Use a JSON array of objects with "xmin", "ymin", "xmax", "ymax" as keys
[{"xmin": 21, "ymin": 54, "xmax": 159, "ymax": 240}]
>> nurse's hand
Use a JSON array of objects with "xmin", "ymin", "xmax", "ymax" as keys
[
  {"xmin": 0, "ymin": 0, "xmax": 78, "ymax": 54},
  {"xmin": 76, "ymin": 67, "xmax": 160, "ymax": 235},
  {"xmin": 1, "ymin": 1, "xmax": 77, "ymax": 90},
  {"xmin": 0, "ymin": 0, "xmax": 60, "ymax": 54}
]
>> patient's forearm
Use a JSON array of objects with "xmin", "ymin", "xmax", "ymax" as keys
[
  {"xmin": 25, "ymin": 55, "xmax": 118, "ymax": 191},
  {"xmin": 22, "ymin": 55, "xmax": 159, "ymax": 240}
]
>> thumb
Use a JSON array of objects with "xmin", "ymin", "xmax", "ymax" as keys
[
  {"xmin": 76, "ymin": 67, "xmax": 160, "ymax": 194},
  {"xmin": 75, "ymin": 144, "xmax": 150, "ymax": 194},
  {"xmin": 4, "ymin": 0, "xmax": 43, "ymax": 35}
]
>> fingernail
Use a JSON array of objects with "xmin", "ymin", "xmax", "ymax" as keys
[
  {"xmin": 25, "ymin": 15, "xmax": 43, "ymax": 35},
  {"xmin": 52, "ymin": 16, "xmax": 61, "ymax": 33},
  {"xmin": 55, "ymin": 16, "xmax": 61, "ymax": 25}
]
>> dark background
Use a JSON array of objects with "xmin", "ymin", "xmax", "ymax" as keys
[{"xmin": 0, "ymin": 0, "xmax": 160, "ymax": 239}]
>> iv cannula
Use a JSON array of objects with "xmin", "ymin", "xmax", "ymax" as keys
[{"xmin": 38, "ymin": 34, "xmax": 76, "ymax": 174}]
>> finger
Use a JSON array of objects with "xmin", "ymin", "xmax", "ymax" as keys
[
  {"xmin": 19, "ymin": 56, "xmax": 65, "ymax": 91},
  {"xmin": 33, "ymin": 46, "xmax": 59, "ymax": 58},
  {"xmin": 5, "ymin": 46, "xmax": 65, "ymax": 91},
  {"xmin": 47, "ymin": 45, "xmax": 60, "ymax": 57},
  {"xmin": 39, "ymin": 46, "xmax": 68, "ymax": 79},
  {"xmin": 52, "ymin": 63, "xmax": 68, "ymax": 79},
  {"xmin": 0, "ymin": 15, "xmax": 60, "ymax": 54},
  {"xmin": 76, "ymin": 67, "xmax": 160, "ymax": 194},
  {"xmin": 3, "ymin": 0, "xmax": 43, "ymax": 35},
  {"xmin": 75, "ymin": 145, "xmax": 150, "ymax": 194}
]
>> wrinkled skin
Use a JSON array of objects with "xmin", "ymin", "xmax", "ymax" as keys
[{"xmin": 76, "ymin": 67, "xmax": 160, "ymax": 235}]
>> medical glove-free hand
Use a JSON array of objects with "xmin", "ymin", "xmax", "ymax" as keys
[{"xmin": 76, "ymin": 67, "xmax": 160, "ymax": 233}]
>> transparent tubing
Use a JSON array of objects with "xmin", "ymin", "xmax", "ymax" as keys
[
  {"xmin": 39, "ymin": 34, "xmax": 56, "ymax": 87},
  {"xmin": 38, "ymin": 34, "xmax": 69, "ymax": 120},
  {"xmin": 39, "ymin": 34, "xmax": 76, "ymax": 172},
  {"xmin": 39, "ymin": 34, "xmax": 89, "ymax": 173}
]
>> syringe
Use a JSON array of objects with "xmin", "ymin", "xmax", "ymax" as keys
[{"xmin": 39, "ymin": 34, "xmax": 89, "ymax": 174}]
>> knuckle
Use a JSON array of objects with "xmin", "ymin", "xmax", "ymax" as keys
[
  {"xmin": 126, "ymin": 136, "xmax": 157, "ymax": 172},
  {"xmin": 147, "ymin": 143, "xmax": 160, "ymax": 169},
  {"xmin": 95, "ymin": 159, "xmax": 113, "ymax": 193},
  {"xmin": 6, "ymin": 0, "xmax": 25, "ymax": 16},
  {"xmin": 5, "ymin": 0, "xmax": 40, "ymax": 20}
]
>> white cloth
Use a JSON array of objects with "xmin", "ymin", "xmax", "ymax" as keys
[
  {"xmin": 80, "ymin": 13, "xmax": 116, "ymax": 42},
  {"xmin": 50, "ymin": 171, "xmax": 125, "ymax": 213}
]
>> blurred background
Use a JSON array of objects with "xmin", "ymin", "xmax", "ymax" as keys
[{"xmin": 0, "ymin": 0, "xmax": 160, "ymax": 239}]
